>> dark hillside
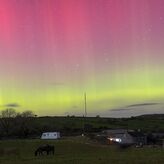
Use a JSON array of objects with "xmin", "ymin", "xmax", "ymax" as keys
[{"xmin": 1, "ymin": 114, "xmax": 164, "ymax": 138}]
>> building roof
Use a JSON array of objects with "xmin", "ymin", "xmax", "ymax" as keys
[
  {"xmin": 103, "ymin": 129, "xmax": 128, "ymax": 134},
  {"xmin": 128, "ymin": 131, "xmax": 145, "ymax": 137}
]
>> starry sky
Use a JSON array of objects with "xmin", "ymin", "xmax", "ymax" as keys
[{"xmin": 0, "ymin": 0, "xmax": 164, "ymax": 117}]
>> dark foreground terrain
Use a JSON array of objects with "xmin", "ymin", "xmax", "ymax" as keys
[{"xmin": 0, "ymin": 137, "xmax": 164, "ymax": 164}]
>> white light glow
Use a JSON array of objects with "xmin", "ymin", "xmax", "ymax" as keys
[{"xmin": 108, "ymin": 137, "xmax": 122, "ymax": 143}]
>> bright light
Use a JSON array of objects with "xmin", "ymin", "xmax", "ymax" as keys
[
  {"xmin": 108, "ymin": 137, "xmax": 122, "ymax": 143},
  {"xmin": 115, "ymin": 138, "xmax": 122, "ymax": 143}
]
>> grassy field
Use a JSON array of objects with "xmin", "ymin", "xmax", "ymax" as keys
[{"xmin": 0, "ymin": 137, "xmax": 164, "ymax": 164}]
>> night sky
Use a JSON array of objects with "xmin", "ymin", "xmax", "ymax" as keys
[{"xmin": 0, "ymin": 0, "xmax": 164, "ymax": 117}]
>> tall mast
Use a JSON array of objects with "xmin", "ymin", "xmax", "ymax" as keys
[{"xmin": 84, "ymin": 92, "xmax": 87, "ymax": 117}]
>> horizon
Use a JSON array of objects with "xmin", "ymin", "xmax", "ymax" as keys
[
  {"xmin": 0, "ymin": 0, "xmax": 164, "ymax": 117},
  {"xmin": 14, "ymin": 111, "xmax": 164, "ymax": 119}
]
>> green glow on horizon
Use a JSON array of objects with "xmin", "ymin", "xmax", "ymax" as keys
[{"xmin": 0, "ymin": 67, "xmax": 164, "ymax": 116}]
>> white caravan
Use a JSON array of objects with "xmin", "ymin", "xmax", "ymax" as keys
[{"xmin": 41, "ymin": 132, "xmax": 60, "ymax": 139}]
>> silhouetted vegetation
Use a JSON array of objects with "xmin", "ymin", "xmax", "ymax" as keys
[
  {"xmin": 1, "ymin": 110, "xmax": 164, "ymax": 139},
  {"xmin": 0, "ymin": 109, "xmax": 36, "ymax": 138}
]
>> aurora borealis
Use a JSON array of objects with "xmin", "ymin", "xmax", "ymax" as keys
[{"xmin": 0, "ymin": 0, "xmax": 164, "ymax": 117}]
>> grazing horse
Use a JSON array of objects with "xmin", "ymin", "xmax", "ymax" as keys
[
  {"xmin": 35, "ymin": 144, "xmax": 55, "ymax": 156},
  {"xmin": 35, "ymin": 147, "xmax": 44, "ymax": 156},
  {"xmin": 45, "ymin": 145, "xmax": 55, "ymax": 155}
]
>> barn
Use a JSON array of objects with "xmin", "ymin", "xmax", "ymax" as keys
[
  {"xmin": 101, "ymin": 129, "xmax": 147, "ymax": 145},
  {"xmin": 41, "ymin": 132, "xmax": 60, "ymax": 139}
]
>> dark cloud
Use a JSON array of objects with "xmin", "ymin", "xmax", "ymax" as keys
[
  {"xmin": 127, "ymin": 103, "xmax": 159, "ymax": 108},
  {"xmin": 4, "ymin": 103, "xmax": 20, "ymax": 108},
  {"xmin": 109, "ymin": 103, "xmax": 160, "ymax": 112},
  {"xmin": 110, "ymin": 108, "xmax": 128, "ymax": 112}
]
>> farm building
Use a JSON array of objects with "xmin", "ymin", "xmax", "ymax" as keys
[
  {"xmin": 101, "ymin": 129, "xmax": 147, "ymax": 145},
  {"xmin": 41, "ymin": 132, "xmax": 60, "ymax": 139}
]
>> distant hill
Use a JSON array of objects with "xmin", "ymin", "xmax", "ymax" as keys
[
  {"xmin": 33, "ymin": 114, "xmax": 164, "ymax": 133},
  {"xmin": 136, "ymin": 114, "xmax": 164, "ymax": 119},
  {"xmin": 1, "ymin": 114, "xmax": 164, "ymax": 138}
]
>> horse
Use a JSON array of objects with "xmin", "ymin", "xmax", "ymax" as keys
[
  {"xmin": 35, "ymin": 147, "xmax": 43, "ymax": 156},
  {"xmin": 46, "ymin": 145, "xmax": 55, "ymax": 155},
  {"xmin": 35, "ymin": 144, "xmax": 55, "ymax": 156}
]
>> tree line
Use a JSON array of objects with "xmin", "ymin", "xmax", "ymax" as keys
[
  {"xmin": 0, "ymin": 108, "xmax": 36, "ymax": 138},
  {"xmin": 0, "ymin": 109, "xmax": 105, "ymax": 139}
]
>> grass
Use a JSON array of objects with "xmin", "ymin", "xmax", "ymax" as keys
[{"xmin": 0, "ymin": 137, "xmax": 164, "ymax": 164}]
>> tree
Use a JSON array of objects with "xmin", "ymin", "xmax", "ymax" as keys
[
  {"xmin": 0, "ymin": 108, "xmax": 17, "ymax": 136},
  {"xmin": 15, "ymin": 110, "xmax": 35, "ymax": 138},
  {"xmin": 1, "ymin": 108, "xmax": 17, "ymax": 118},
  {"xmin": 21, "ymin": 110, "xmax": 35, "ymax": 118}
]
